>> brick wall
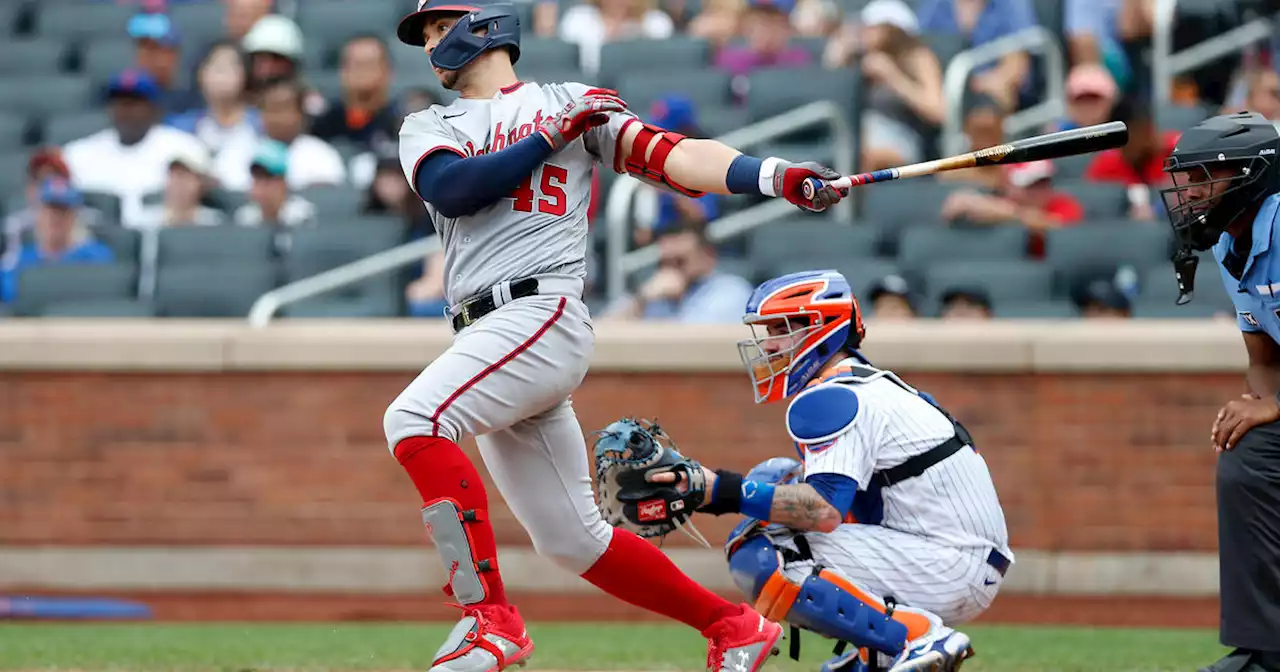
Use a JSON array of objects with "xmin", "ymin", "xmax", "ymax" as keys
[{"xmin": 0, "ymin": 368, "xmax": 1229, "ymax": 552}]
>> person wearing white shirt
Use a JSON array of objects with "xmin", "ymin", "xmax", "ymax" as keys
[
  {"xmin": 558, "ymin": 0, "xmax": 675, "ymax": 76},
  {"xmin": 61, "ymin": 68, "xmax": 209, "ymax": 229},
  {"xmin": 233, "ymin": 140, "xmax": 317, "ymax": 254},
  {"xmin": 213, "ymin": 76, "xmax": 347, "ymax": 192}
]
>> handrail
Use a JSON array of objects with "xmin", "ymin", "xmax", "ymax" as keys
[
  {"xmin": 603, "ymin": 99, "xmax": 855, "ymax": 303},
  {"xmin": 940, "ymin": 26, "xmax": 1066, "ymax": 158},
  {"xmin": 246, "ymin": 235, "xmax": 442, "ymax": 328},
  {"xmin": 1153, "ymin": 0, "xmax": 1273, "ymax": 107}
]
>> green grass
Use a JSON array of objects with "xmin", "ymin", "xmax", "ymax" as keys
[{"xmin": 0, "ymin": 623, "xmax": 1227, "ymax": 672}]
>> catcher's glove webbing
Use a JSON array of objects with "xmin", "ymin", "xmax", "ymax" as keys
[{"xmin": 592, "ymin": 418, "xmax": 711, "ymax": 547}]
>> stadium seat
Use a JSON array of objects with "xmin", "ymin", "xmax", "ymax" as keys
[
  {"xmin": 282, "ymin": 296, "xmax": 399, "ymax": 318},
  {"xmin": 81, "ymin": 191, "xmax": 123, "ymax": 224},
  {"xmin": 1131, "ymin": 298, "xmax": 1233, "ymax": 319},
  {"xmin": 79, "ymin": 39, "xmax": 137, "ymax": 89},
  {"xmin": 1043, "ymin": 223, "xmax": 1173, "ymax": 295},
  {"xmin": 283, "ymin": 218, "xmax": 404, "ymax": 311},
  {"xmin": 921, "ymin": 33, "xmax": 968, "ymax": 66},
  {"xmin": 924, "ymin": 259, "xmax": 1054, "ymax": 304},
  {"xmin": 39, "ymin": 298, "xmax": 156, "ymax": 318},
  {"xmin": 0, "ymin": 38, "xmax": 68, "ymax": 75},
  {"xmin": 1156, "ymin": 103, "xmax": 1212, "ymax": 133},
  {"xmin": 301, "ymin": 186, "xmax": 366, "ymax": 218},
  {"xmin": 615, "ymin": 69, "xmax": 735, "ymax": 117},
  {"xmin": 993, "ymin": 299, "xmax": 1080, "ymax": 319},
  {"xmin": 0, "ymin": 157, "xmax": 27, "ymax": 199},
  {"xmin": 298, "ymin": 1, "xmax": 403, "ymax": 67},
  {"xmin": 519, "ymin": 38, "xmax": 581, "ymax": 72},
  {"xmin": 154, "ymin": 261, "xmax": 279, "ymax": 318},
  {"xmin": 749, "ymin": 218, "xmax": 881, "ymax": 268},
  {"xmin": 167, "ymin": 2, "xmax": 226, "ymax": 48},
  {"xmin": 862, "ymin": 180, "xmax": 956, "ymax": 227},
  {"xmin": 94, "ymin": 225, "xmax": 141, "ymax": 264},
  {"xmin": 34, "ymin": 3, "xmax": 137, "ymax": 40},
  {"xmin": 12, "ymin": 262, "xmax": 138, "ymax": 317},
  {"xmin": 1052, "ymin": 153, "xmax": 1094, "ymax": 181},
  {"xmin": 0, "ymin": 112, "xmax": 27, "ymax": 151},
  {"xmin": 42, "ymin": 110, "xmax": 110, "ymax": 146},
  {"xmin": 1056, "ymin": 181, "xmax": 1129, "ymax": 218},
  {"xmin": 0, "ymin": 75, "xmax": 93, "ymax": 117},
  {"xmin": 1139, "ymin": 261, "xmax": 1235, "ymax": 312},
  {"xmin": 699, "ymin": 105, "xmax": 751, "ymax": 138},
  {"xmin": 521, "ymin": 67, "xmax": 590, "ymax": 88},
  {"xmin": 598, "ymin": 38, "xmax": 711, "ymax": 88},
  {"xmin": 746, "ymin": 67, "xmax": 857, "ymax": 123},
  {"xmin": 157, "ymin": 226, "xmax": 275, "ymax": 266},
  {"xmin": 896, "ymin": 226, "xmax": 1029, "ymax": 274},
  {"xmin": 766, "ymin": 257, "xmax": 901, "ymax": 303},
  {"xmin": 307, "ymin": 69, "xmax": 343, "ymax": 102}
]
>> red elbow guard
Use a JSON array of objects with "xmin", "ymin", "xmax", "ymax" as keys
[{"xmin": 622, "ymin": 123, "xmax": 705, "ymax": 197}]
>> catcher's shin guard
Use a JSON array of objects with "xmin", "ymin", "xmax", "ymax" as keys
[
  {"xmin": 727, "ymin": 533, "xmax": 930, "ymax": 657},
  {"xmin": 423, "ymin": 497, "xmax": 498, "ymax": 604}
]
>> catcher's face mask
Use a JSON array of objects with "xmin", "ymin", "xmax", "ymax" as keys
[{"xmin": 737, "ymin": 316, "xmax": 821, "ymax": 404}]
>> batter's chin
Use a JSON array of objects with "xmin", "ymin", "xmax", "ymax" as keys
[{"xmin": 435, "ymin": 68, "xmax": 460, "ymax": 90}]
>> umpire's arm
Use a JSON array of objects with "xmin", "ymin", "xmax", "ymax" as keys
[{"xmin": 1243, "ymin": 331, "xmax": 1280, "ymax": 398}]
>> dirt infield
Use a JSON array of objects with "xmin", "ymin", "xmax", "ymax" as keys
[{"xmin": 7, "ymin": 590, "xmax": 1220, "ymax": 628}]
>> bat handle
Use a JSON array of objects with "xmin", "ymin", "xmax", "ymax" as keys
[{"xmin": 800, "ymin": 176, "xmax": 853, "ymax": 201}]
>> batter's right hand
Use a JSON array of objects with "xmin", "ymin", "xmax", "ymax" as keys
[{"xmin": 537, "ymin": 88, "xmax": 628, "ymax": 152}]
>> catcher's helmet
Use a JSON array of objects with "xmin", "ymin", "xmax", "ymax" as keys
[
  {"xmin": 396, "ymin": 0, "xmax": 521, "ymax": 71},
  {"xmin": 738, "ymin": 269, "xmax": 865, "ymax": 404},
  {"xmin": 1161, "ymin": 111, "xmax": 1280, "ymax": 304}
]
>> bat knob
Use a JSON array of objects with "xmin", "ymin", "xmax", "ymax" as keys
[{"xmin": 801, "ymin": 177, "xmax": 823, "ymax": 201}]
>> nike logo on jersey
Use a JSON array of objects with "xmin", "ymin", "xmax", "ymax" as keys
[
  {"xmin": 983, "ymin": 579, "xmax": 997, "ymax": 585},
  {"xmin": 443, "ymin": 112, "xmax": 467, "ymax": 119}
]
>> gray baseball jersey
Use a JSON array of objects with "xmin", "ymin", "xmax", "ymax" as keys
[{"xmin": 399, "ymin": 81, "xmax": 637, "ymax": 305}]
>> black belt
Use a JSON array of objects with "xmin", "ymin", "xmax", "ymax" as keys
[
  {"xmin": 987, "ymin": 548, "xmax": 1011, "ymax": 576},
  {"xmin": 450, "ymin": 278, "xmax": 539, "ymax": 332}
]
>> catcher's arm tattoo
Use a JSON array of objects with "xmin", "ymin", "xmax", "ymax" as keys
[{"xmin": 769, "ymin": 483, "xmax": 843, "ymax": 532}]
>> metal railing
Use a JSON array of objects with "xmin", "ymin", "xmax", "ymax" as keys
[
  {"xmin": 940, "ymin": 26, "xmax": 1067, "ymax": 158},
  {"xmin": 247, "ymin": 235, "xmax": 441, "ymax": 328},
  {"xmin": 1152, "ymin": 0, "xmax": 1275, "ymax": 108},
  {"xmin": 603, "ymin": 99, "xmax": 855, "ymax": 303}
]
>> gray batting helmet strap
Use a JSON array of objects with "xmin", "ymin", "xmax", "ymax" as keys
[{"xmin": 422, "ymin": 498, "xmax": 495, "ymax": 604}]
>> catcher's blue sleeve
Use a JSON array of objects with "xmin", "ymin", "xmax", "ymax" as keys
[{"xmin": 805, "ymin": 472, "xmax": 856, "ymax": 519}]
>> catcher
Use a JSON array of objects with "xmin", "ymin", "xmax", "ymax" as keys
[{"xmin": 594, "ymin": 269, "xmax": 1013, "ymax": 672}]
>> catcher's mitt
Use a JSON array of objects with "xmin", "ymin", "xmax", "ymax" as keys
[{"xmin": 592, "ymin": 418, "xmax": 711, "ymax": 547}]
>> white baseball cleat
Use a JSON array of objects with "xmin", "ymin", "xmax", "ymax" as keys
[
  {"xmin": 428, "ymin": 603, "xmax": 534, "ymax": 672},
  {"xmin": 886, "ymin": 625, "xmax": 974, "ymax": 672}
]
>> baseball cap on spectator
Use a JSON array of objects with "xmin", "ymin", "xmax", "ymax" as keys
[
  {"xmin": 1005, "ymin": 160, "xmax": 1055, "ymax": 188},
  {"xmin": 939, "ymin": 286, "xmax": 992, "ymax": 311},
  {"xmin": 170, "ymin": 143, "xmax": 212, "ymax": 179},
  {"xmin": 128, "ymin": 12, "xmax": 182, "ymax": 48},
  {"xmin": 859, "ymin": 0, "xmax": 918, "ymax": 34},
  {"xmin": 28, "ymin": 147, "xmax": 70, "ymax": 181},
  {"xmin": 1076, "ymin": 278, "xmax": 1132, "ymax": 315},
  {"xmin": 746, "ymin": 0, "xmax": 797, "ymax": 14},
  {"xmin": 243, "ymin": 15, "xmax": 305, "ymax": 61},
  {"xmin": 250, "ymin": 140, "xmax": 290, "ymax": 178},
  {"xmin": 39, "ymin": 178, "xmax": 84, "ymax": 209},
  {"xmin": 107, "ymin": 68, "xmax": 162, "ymax": 102},
  {"xmin": 1065, "ymin": 63, "xmax": 1117, "ymax": 103},
  {"xmin": 868, "ymin": 273, "xmax": 913, "ymax": 303},
  {"xmin": 649, "ymin": 95, "xmax": 701, "ymax": 136}
]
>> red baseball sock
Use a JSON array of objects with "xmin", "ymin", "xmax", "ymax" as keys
[
  {"xmin": 394, "ymin": 436, "xmax": 508, "ymax": 607},
  {"xmin": 581, "ymin": 528, "xmax": 741, "ymax": 631}
]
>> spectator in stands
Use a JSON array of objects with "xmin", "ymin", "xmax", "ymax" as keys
[
  {"xmin": 916, "ymin": 0, "xmax": 1034, "ymax": 111},
  {"xmin": 687, "ymin": 0, "xmax": 744, "ymax": 49},
  {"xmin": 632, "ymin": 96, "xmax": 725, "ymax": 246},
  {"xmin": 127, "ymin": 12, "xmax": 192, "ymax": 114},
  {"xmin": 405, "ymin": 248, "xmax": 449, "ymax": 319},
  {"xmin": 214, "ymin": 77, "xmax": 347, "ymax": 192},
  {"xmin": 940, "ymin": 160, "xmax": 1083, "ymax": 257},
  {"xmin": 792, "ymin": 0, "xmax": 840, "ymax": 38},
  {"xmin": 559, "ymin": 0, "xmax": 676, "ymax": 76},
  {"xmin": 937, "ymin": 286, "xmax": 992, "ymax": 319},
  {"xmin": 312, "ymin": 35, "xmax": 402, "ymax": 158},
  {"xmin": 227, "ymin": 0, "xmax": 274, "ymax": 42},
  {"xmin": 604, "ymin": 222, "xmax": 754, "ymax": 322},
  {"xmin": 867, "ymin": 274, "xmax": 918, "ymax": 320},
  {"xmin": 1075, "ymin": 278, "xmax": 1132, "ymax": 319},
  {"xmin": 130, "ymin": 144, "xmax": 225, "ymax": 230},
  {"xmin": 364, "ymin": 153, "xmax": 434, "ymax": 241},
  {"xmin": 3, "ymin": 149, "xmax": 102, "ymax": 266},
  {"xmin": 939, "ymin": 92, "xmax": 1007, "ymax": 189},
  {"xmin": 234, "ymin": 140, "xmax": 318, "ymax": 242},
  {"xmin": 167, "ymin": 40, "xmax": 264, "ymax": 158},
  {"xmin": 1047, "ymin": 63, "xmax": 1119, "ymax": 133},
  {"xmin": 242, "ymin": 14, "xmax": 323, "ymax": 114},
  {"xmin": 1084, "ymin": 94, "xmax": 1178, "ymax": 188},
  {"xmin": 401, "ymin": 87, "xmax": 440, "ymax": 114},
  {"xmin": 1064, "ymin": 0, "xmax": 1132, "ymax": 92},
  {"xmin": 715, "ymin": 0, "xmax": 811, "ymax": 81},
  {"xmin": 62, "ymin": 68, "xmax": 208, "ymax": 230},
  {"xmin": 1240, "ymin": 68, "xmax": 1280, "ymax": 121},
  {"xmin": 0, "ymin": 179, "xmax": 115, "ymax": 305},
  {"xmin": 825, "ymin": 0, "xmax": 944, "ymax": 170}
]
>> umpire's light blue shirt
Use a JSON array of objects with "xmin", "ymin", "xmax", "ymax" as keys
[{"xmin": 1215, "ymin": 193, "xmax": 1280, "ymax": 340}]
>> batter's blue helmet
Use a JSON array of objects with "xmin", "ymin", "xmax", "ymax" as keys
[{"xmin": 396, "ymin": 0, "xmax": 521, "ymax": 71}]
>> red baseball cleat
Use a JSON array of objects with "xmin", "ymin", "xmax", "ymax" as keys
[
  {"xmin": 428, "ymin": 603, "xmax": 534, "ymax": 672},
  {"xmin": 702, "ymin": 604, "xmax": 785, "ymax": 672}
]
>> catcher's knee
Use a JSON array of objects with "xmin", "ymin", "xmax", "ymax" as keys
[{"xmin": 727, "ymin": 533, "xmax": 929, "ymax": 657}]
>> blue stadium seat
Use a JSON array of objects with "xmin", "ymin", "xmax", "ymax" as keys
[
  {"xmin": 746, "ymin": 67, "xmax": 857, "ymax": 123},
  {"xmin": 94, "ymin": 225, "xmax": 141, "ymax": 264},
  {"xmin": 599, "ymin": 38, "xmax": 711, "ymax": 88},
  {"xmin": 749, "ymin": 218, "xmax": 881, "ymax": 267},
  {"xmin": 43, "ymin": 110, "xmax": 111, "ymax": 146},
  {"xmin": 699, "ymin": 105, "xmax": 751, "ymax": 138},
  {"xmin": 0, "ymin": 75, "xmax": 94, "ymax": 117},
  {"xmin": 924, "ymin": 260, "xmax": 1054, "ymax": 304},
  {"xmin": 896, "ymin": 225, "xmax": 1029, "ymax": 274},
  {"xmin": 1139, "ymin": 261, "xmax": 1235, "ymax": 313},
  {"xmin": 79, "ymin": 39, "xmax": 137, "ymax": 89},
  {"xmin": 0, "ymin": 112, "xmax": 27, "ymax": 151},
  {"xmin": 167, "ymin": 2, "xmax": 227, "ymax": 49},
  {"xmin": 0, "ymin": 38, "xmax": 69, "ymax": 75},
  {"xmin": 519, "ymin": 38, "xmax": 583, "ymax": 72},
  {"xmin": 298, "ymin": 1, "xmax": 403, "ymax": 67},
  {"xmin": 300, "ymin": 186, "xmax": 367, "ymax": 218},
  {"xmin": 34, "ymin": 3, "xmax": 137, "ymax": 40},
  {"xmin": 1043, "ymin": 223, "xmax": 1173, "ymax": 295},
  {"xmin": 157, "ymin": 226, "xmax": 275, "ymax": 266},
  {"xmin": 12, "ymin": 262, "xmax": 138, "ymax": 317},
  {"xmin": 154, "ymin": 261, "xmax": 279, "ymax": 318},
  {"xmin": 862, "ymin": 179, "xmax": 955, "ymax": 227},
  {"xmin": 615, "ymin": 69, "xmax": 735, "ymax": 114}
]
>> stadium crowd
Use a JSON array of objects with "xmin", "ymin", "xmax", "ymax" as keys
[{"xmin": 0, "ymin": 0, "xmax": 1277, "ymax": 320}]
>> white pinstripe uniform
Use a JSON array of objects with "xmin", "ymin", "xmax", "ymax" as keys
[{"xmin": 778, "ymin": 358, "xmax": 1013, "ymax": 626}]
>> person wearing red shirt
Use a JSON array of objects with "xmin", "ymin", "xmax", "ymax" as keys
[
  {"xmin": 939, "ymin": 159, "xmax": 1084, "ymax": 257},
  {"xmin": 1085, "ymin": 95, "xmax": 1180, "ymax": 186}
]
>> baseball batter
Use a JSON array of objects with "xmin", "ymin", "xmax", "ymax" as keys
[
  {"xmin": 642, "ymin": 269, "xmax": 1012, "ymax": 672},
  {"xmin": 385, "ymin": 2, "xmax": 851, "ymax": 671}
]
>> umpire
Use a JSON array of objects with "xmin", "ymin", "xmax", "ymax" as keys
[{"xmin": 1163, "ymin": 111, "xmax": 1280, "ymax": 672}]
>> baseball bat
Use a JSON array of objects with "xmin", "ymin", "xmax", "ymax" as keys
[{"xmin": 800, "ymin": 121, "xmax": 1129, "ymax": 200}]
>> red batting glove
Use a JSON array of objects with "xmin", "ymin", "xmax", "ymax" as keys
[{"xmin": 537, "ymin": 89, "xmax": 629, "ymax": 152}]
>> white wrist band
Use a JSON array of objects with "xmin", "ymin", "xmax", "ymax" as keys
[{"xmin": 758, "ymin": 157, "xmax": 783, "ymax": 197}]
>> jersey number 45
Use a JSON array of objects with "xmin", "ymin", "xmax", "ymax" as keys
[{"xmin": 511, "ymin": 164, "xmax": 568, "ymax": 216}]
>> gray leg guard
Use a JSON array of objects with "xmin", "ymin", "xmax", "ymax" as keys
[{"xmin": 423, "ymin": 497, "xmax": 495, "ymax": 604}]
